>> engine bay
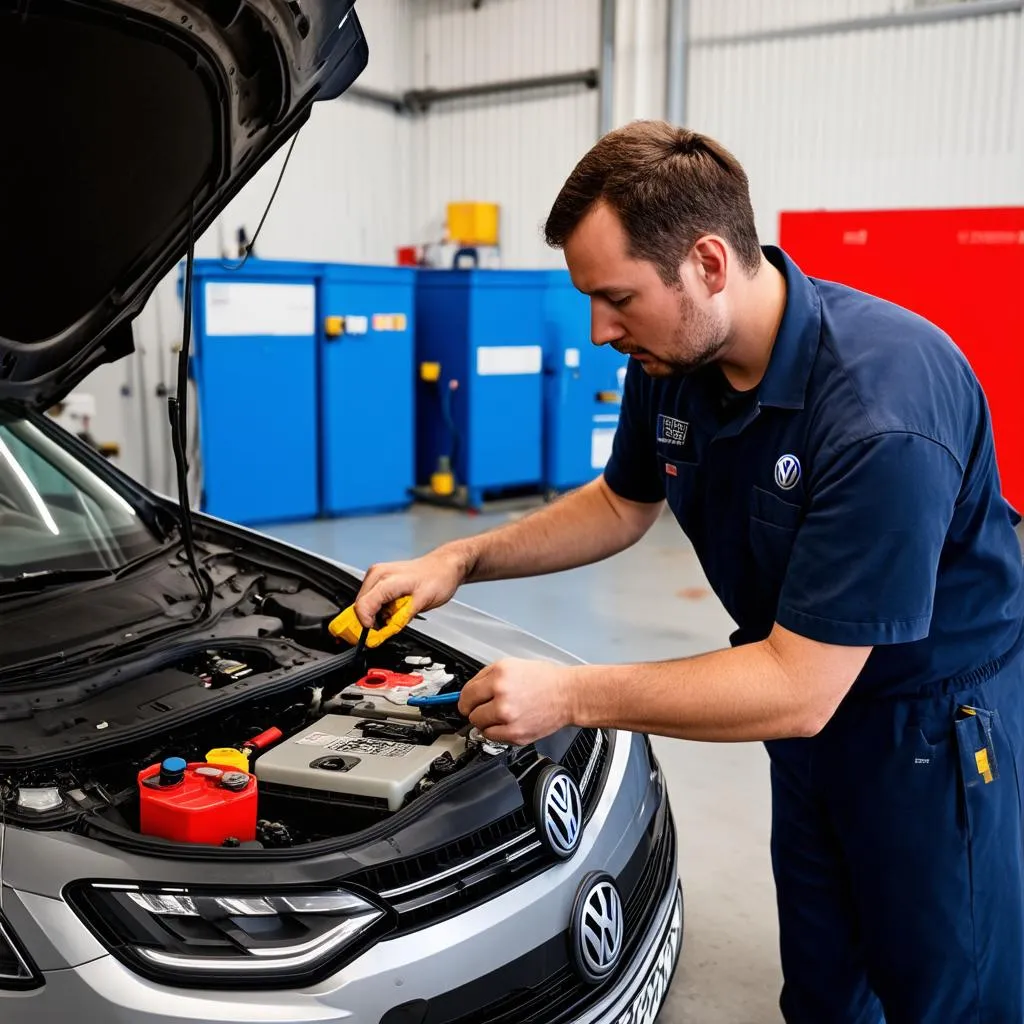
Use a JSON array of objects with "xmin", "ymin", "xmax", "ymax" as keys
[{"xmin": 0, "ymin": 543, "xmax": 502, "ymax": 850}]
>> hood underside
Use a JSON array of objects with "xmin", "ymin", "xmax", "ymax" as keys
[{"xmin": 0, "ymin": 0, "xmax": 368, "ymax": 409}]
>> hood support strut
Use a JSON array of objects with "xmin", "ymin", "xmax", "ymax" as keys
[{"xmin": 168, "ymin": 201, "xmax": 212, "ymax": 618}]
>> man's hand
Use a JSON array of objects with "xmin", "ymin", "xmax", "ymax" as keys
[
  {"xmin": 458, "ymin": 658, "xmax": 579, "ymax": 746},
  {"xmin": 353, "ymin": 547, "xmax": 472, "ymax": 629}
]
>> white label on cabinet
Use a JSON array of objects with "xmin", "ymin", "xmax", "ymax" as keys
[
  {"xmin": 476, "ymin": 345, "xmax": 543, "ymax": 376},
  {"xmin": 204, "ymin": 282, "xmax": 316, "ymax": 337}
]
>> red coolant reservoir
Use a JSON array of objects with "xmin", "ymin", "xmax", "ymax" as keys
[{"xmin": 138, "ymin": 757, "xmax": 257, "ymax": 845}]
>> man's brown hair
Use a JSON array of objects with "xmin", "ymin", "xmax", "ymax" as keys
[{"xmin": 544, "ymin": 120, "xmax": 761, "ymax": 283}]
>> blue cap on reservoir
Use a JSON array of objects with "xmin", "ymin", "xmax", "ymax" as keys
[{"xmin": 160, "ymin": 757, "xmax": 187, "ymax": 786}]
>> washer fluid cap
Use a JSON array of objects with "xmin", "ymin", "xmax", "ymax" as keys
[{"xmin": 160, "ymin": 757, "xmax": 187, "ymax": 785}]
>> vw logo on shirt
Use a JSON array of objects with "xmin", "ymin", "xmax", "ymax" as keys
[{"xmin": 774, "ymin": 454, "xmax": 802, "ymax": 491}]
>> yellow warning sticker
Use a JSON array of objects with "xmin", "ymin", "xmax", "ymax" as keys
[{"xmin": 373, "ymin": 313, "xmax": 408, "ymax": 332}]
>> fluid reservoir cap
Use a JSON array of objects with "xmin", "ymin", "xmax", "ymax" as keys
[
  {"xmin": 160, "ymin": 757, "xmax": 187, "ymax": 785},
  {"xmin": 220, "ymin": 771, "xmax": 250, "ymax": 791}
]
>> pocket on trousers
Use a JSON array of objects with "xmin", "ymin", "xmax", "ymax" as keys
[{"xmin": 953, "ymin": 705, "xmax": 1002, "ymax": 836}]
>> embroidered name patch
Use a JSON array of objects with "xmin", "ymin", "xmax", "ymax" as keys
[{"xmin": 657, "ymin": 414, "xmax": 689, "ymax": 446}]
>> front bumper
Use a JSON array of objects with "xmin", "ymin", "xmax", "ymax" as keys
[{"xmin": 1, "ymin": 734, "xmax": 681, "ymax": 1024}]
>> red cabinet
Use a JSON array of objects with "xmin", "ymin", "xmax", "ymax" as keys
[{"xmin": 779, "ymin": 207, "xmax": 1024, "ymax": 512}]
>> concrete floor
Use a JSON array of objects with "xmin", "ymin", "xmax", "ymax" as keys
[{"xmin": 266, "ymin": 503, "xmax": 783, "ymax": 1024}]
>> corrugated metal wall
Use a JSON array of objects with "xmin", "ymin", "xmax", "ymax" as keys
[
  {"xmin": 407, "ymin": 0, "xmax": 601, "ymax": 268},
  {"xmin": 685, "ymin": 0, "xmax": 1024, "ymax": 245},
  {"xmin": 84, "ymin": 0, "xmax": 414, "ymax": 492}
]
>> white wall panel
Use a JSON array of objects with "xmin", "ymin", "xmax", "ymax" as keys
[
  {"xmin": 685, "ymin": 3, "xmax": 1024, "ymax": 246},
  {"xmin": 358, "ymin": 0, "xmax": 414, "ymax": 92},
  {"xmin": 406, "ymin": 0, "xmax": 602, "ymax": 268},
  {"xmin": 411, "ymin": 88, "xmax": 600, "ymax": 266},
  {"xmin": 410, "ymin": 0, "xmax": 599, "ymax": 89}
]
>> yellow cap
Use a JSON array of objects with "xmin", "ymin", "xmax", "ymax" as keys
[
  {"xmin": 431, "ymin": 470, "xmax": 455, "ymax": 496},
  {"xmin": 324, "ymin": 315, "xmax": 345, "ymax": 337},
  {"xmin": 420, "ymin": 361, "xmax": 441, "ymax": 383},
  {"xmin": 205, "ymin": 747, "xmax": 249, "ymax": 773}
]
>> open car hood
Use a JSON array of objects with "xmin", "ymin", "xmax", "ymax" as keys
[{"xmin": 0, "ymin": 0, "xmax": 367, "ymax": 410}]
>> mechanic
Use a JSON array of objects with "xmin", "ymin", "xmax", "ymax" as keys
[{"xmin": 348, "ymin": 121, "xmax": 1024, "ymax": 1023}]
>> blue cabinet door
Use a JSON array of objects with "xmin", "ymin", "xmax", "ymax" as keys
[
  {"xmin": 467, "ymin": 280, "xmax": 544, "ymax": 491},
  {"xmin": 542, "ymin": 278, "xmax": 627, "ymax": 492},
  {"xmin": 196, "ymin": 278, "xmax": 319, "ymax": 525},
  {"xmin": 320, "ymin": 274, "xmax": 414, "ymax": 516}
]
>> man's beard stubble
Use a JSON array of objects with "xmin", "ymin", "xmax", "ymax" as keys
[{"xmin": 636, "ymin": 291, "xmax": 725, "ymax": 378}]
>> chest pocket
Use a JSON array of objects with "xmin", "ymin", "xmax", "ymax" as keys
[{"xmin": 749, "ymin": 485, "xmax": 804, "ymax": 582}]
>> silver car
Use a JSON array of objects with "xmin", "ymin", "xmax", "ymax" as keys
[{"xmin": 0, "ymin": 2, "xmax": 682, "ymax": 1022}]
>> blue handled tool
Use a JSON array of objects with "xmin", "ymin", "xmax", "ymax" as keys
[{"xmin": 407, "ymin": 691, "xmax": 461, "ymax": 708}]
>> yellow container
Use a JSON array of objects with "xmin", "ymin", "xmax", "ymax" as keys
[
  {"xmin": 205, "ymin": 747, "xmax": 250, "ymax": 772},
  {"xmin": 447, "ymin": 202, "xmax": 500, "ymax": 246}
]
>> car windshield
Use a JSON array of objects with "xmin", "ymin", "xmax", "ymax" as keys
[{"xmin": 0, "ymin": 410, "xmax": 163, "ymax": 577}]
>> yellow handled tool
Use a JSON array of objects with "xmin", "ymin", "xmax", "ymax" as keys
[{"xmin": 328, "ymin": 595, "xmax": 414, "ymax": 649}]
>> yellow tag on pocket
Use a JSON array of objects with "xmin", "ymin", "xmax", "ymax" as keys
[{"xmin": 975, "ymin": 748, "xmax": 994, "ymax": 784}]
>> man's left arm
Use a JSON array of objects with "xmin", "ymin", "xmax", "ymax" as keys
[
  {"xmin": 459, "ymin": 430, "xmax": 963, "ymax": 745},
  {"xmin": 457, "ymin": 627, "xmax": 869, "ymax": 745}
]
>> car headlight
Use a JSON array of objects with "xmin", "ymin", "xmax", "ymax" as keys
[
  {"xmin": 0, "ymin": 913, "xmax": 42, "ymax": 990},
  {"xmin": 65, "ymin": 882, "xmax": 391, "ymax": 988}
]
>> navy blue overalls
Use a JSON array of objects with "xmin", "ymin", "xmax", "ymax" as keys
[{"xmin": 603, "ymin": 246, "xmax": 1024, "ymax": 1023}]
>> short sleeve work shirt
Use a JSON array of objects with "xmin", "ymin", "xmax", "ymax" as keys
[{"xmin": 604, "ymin": 246, "xmax": 1024, "ymax": 697}]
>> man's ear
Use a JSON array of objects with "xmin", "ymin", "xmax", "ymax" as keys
[{"xmin": 691, "ymin": 235, "xmax": 729, "ymax": 297}]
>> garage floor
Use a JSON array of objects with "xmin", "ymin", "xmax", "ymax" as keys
[{"xmin": 266, "ymin": 503, "xmax": 784, "ymax": 1024}]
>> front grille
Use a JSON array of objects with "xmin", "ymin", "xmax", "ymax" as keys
[
  {"xmin": 432, "ymin": 792, "xmax": 675, "ymax": 1024},
  {"xmin": 347, "ymin": 728, "xmax": 609, "ymax": 932}
]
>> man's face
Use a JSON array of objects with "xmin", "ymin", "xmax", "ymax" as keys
[{"xmin": 563, "ymin": 201, "xmax": 727, "ymax": 378}]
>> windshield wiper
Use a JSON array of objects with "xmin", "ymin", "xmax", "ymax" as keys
[{"xmin": 0, "ymin": 567, "xmax": 114, "ymax": 598}]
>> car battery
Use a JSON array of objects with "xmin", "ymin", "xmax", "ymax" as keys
[{"xmin": 253, "ymin": 715, "xmax": 467, "ymax": 812}]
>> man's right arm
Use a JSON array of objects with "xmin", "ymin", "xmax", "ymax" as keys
[
  {"xmin": 352, "ymin": 475, "xmax": 662, "ymax": 627},
  {"xmin": 460, "ymin": 473, "xmax": 662, "ymax": 582}
]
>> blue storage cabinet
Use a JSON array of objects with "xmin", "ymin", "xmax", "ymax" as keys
[
  {"xmin": 187, "ymin": 258, "xmax": 321, "ymax": 526},
  {"xmin": 319, "ymin": 264, "xmax": 415, "ymax": 515},
  {"xmin": 541, "ymin": 270, "xmax": 628, "ymax": 493},
  {"xmin": 415, "ymin": 270, "xmax": 548, "ymax": 507}
]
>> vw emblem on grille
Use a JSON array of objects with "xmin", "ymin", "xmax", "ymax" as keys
[
  {"xmin": 570, "ymin": 873, "xmax": 624, "ymax": 984},
  {"xmin": 533, "ymin": 764, "xmax": 583, "ymax": 860}
]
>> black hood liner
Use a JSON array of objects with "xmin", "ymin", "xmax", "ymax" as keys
[{"xmin": 0, "ymin": 0, "xmax": 368, "ymax": 409}]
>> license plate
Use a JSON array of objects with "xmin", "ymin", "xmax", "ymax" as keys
[{"xmin": 611, "ymin": 889, "xmax": 682, "ymax": 1024}]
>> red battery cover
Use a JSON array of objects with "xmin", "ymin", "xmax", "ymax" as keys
[
  {"xmin": 355, "ymin": 668, "xmax": 425, "ymax": 690},
  {"xmin": 138, "ymin": 762, "xmax": 257, "ymax": 845}
]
